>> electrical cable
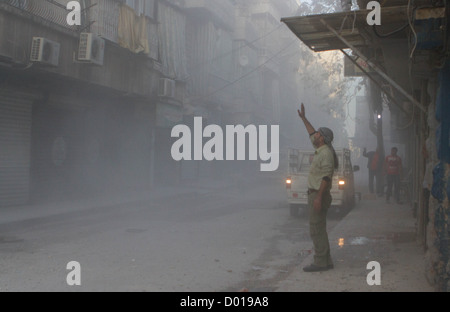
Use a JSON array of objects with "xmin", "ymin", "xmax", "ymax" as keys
[
  {"xmin": 372, "ymin": 23, "xmax": 409, "ymax": 38},
  {"xmin": 352, "ymin": 10, "xmax": 357, "ymax": 34},
  {"xmin": 436, "ymin": 0, "xmax": 448, "ymax": 68},
  {"xmin": 338, "ymin": 10, "xmax": 356, "ymax": 35},
  {"xmin": 187, "ymin": 40, "xmax": 297, "ymax": 103},
  {"xmin": 395, "ymin": 31, "xmax": 418, "ymax": 130},
  {"xmin": 339, "ymin": 15, "xmax": 348, "ymax": 34},
  {"xmin": 181, "ymin": 23, "xmax": 285, "ymax": 81},
  {"xmin": 395, "ymin": 59, "xmax": 416, "ymax": 130},
  {"xmin": 408, "ymin": 0, "xmax": 418, "ymax": 59},
  {"xmin": 395, "ymin": 99, "xmax": 415, "ymax": 130},
  {"xmin": 343, "ymin": 81, "xmax": 363, "ymax": 123}
]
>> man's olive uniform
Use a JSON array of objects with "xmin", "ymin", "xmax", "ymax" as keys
[{"xmin": 307, "ymin": 134, "xmax": 335, "ymax": 268}]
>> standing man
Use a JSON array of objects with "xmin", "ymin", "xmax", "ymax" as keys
[
  {"xmin": 298, "ymin": 103, "xmax": 338, "ymax": 272},
  {"xmin": 363, "ymin": 147, "xmax": 380, "ymax": 194},
  {"xmin": 383, "ymin": 147, "xmax": 402, "ymax": 204}
]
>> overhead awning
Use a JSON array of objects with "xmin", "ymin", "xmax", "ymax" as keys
[
  {"xmin": 281, "ymin": 6, "xmax": 410, "ymax": 52},
  {"xmin": 281, "ymin": 5, "xmax": 429, "ymax": 113}
]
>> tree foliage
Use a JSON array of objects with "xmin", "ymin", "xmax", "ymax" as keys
[{"xmin": 290, "ymin": 0, "xmax": 362, "ymax": 147}]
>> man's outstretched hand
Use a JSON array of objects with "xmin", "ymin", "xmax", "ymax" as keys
[{"xmin": 298, "ymin": 103, "xmax": 306, "ymax": 120}]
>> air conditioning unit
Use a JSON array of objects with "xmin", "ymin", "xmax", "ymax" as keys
[
  {"xmin": 78, "ymin": 33, "xmax": 105, "ymax": 66},
  {"xmin": 158, "ymin": 78, "xmax": 176, "ymax": 98},
  {"xmin": 30, "ymin": 37, "xmax": 60, "ymax": 66}
]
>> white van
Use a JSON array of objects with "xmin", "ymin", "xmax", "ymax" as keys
[{"xmin": 285, "ymin": 148, "xmax": 359, "ymax": 216}]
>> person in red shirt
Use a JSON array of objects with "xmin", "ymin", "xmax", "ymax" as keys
[
  {"xmin": 363, "ymin": 147, "xmax": 381, "ymax": 194},
  {"xmin": 383, "ymin": 147, "xmax": 403, "ymax": 204}
]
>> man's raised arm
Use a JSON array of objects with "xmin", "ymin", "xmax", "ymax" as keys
[{"xmin": 298, "ymin": 103, "xmax": 316, "ymax": 136}]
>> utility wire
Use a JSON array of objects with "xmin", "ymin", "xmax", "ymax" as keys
[
  {"xmin": 408, "ymin": 0, "xmax": 418, "ymax": 58},
  {"xmin": 373, "ymin": 23, "xmax": 409, "ymax": 38},
  {"xmin": 187, "ymin": 40, "xmax": 298, "ymax": 103},
  {"xmin": 181, "ymin": 23, "xmax": 285, "ymax": 80}
]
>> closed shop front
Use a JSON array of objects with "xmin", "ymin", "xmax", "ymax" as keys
[
  {"xmin": 30, "ymin": 95, "xmax": 154, "ymax": 202},
  {"xmin": 0, "ymin": 86, "xmax": 34, "ymax": 207},
  {"xmin": 155, "ymin": 102, "xmax": 182, "ymax": 186},
  {"xmin": 30, "ymin": 99, "xmax": 88, "ymax": 202}
]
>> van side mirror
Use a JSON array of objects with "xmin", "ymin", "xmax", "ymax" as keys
[{"xmin": 353, "ymin": 165, "xmax": 360, "ymax": 172}]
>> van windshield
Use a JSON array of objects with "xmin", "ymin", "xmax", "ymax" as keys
[{"xmin": 298, "ymin": 153, "xmax": 315, "ymax": 172}]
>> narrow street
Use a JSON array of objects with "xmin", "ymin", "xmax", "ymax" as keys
[
  {"xmin": 0, "ymin": 176, "xmax": 342, "ymax": 292},
  {"xmin": 1, "ymin": 1, "xmax": 448, "ymax": 293}
]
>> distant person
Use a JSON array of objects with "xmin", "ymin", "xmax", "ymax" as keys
[
  {"xmin": 383, "ymin": 147, "xmax": 402, "ymax": 204},
  {"xmin": 297, "ymin": 103, "xmax": 338, "ymax": 272},
  {"xmin": 363, "ymin": 147, "xmax": 381, "ymax": 194}
]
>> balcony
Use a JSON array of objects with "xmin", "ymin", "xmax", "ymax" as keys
[
  {"xmin": 90, "ymin": 0, "xmax": 121, "ymax": 43},
  {"xmin": 2, "ymin": 0, "xmax": 82, "ymax": 33},
  {"xmin": 184, "ymin": 0, "xmax": 235, "ymax": 30},
  {"xmin": 0, "ymin": 0, "xmax": 162, "ymax": 98},
  {"xmin": 1, "ymin": 0, "xmax": 158, "ymax": 60},
  {"xmin": 250, "ymin": 1, "xmax": 281, "ymax": 23},
  {"xmin": 258, "ymin": 53, "xmax": 279, "ymax": 77},
  {"xmin": 235, "ymin": 17, "xmax": 259, "ymax": 43}
]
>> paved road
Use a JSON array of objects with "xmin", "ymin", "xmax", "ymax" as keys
[{"xmin": 0, "ymin": 176, "xmax": 343, "ymax": 292}]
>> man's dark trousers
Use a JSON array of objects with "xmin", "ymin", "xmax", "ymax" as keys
[
  {"xmin": 386, "ymin": 174, "xmax": 400, "ymax": 202},
  {"xmin": 308, "ymin": 190, "xmax": 333, "ymax": 268},
  {"xmin": 368, "ymin": 170, "xmax": 376, "ymax": 193}
]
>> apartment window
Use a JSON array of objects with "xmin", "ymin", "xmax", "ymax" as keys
[
  {"xmin": 144, "ymin": 0, "xmax": 155, "ymax": 19},
  {"xmin": 125, "ymin": 0, "xmax": 155, "ymax": 19}
]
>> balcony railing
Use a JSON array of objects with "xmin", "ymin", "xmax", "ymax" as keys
[
  {"xmin": 2, "ymin": 0, "xmax": 159, "ymax": 60},
  {"xmin": 235, "ymin": 18, "xmax": 259, "ymax": 43},
  {"xmin": 90, "ymin": 0, "xmax": 120, "ymax": 42},
  {"xmin": 3, "ymin": 0, "xmax": 83, "ymax": 32},
  {"xmin": 184, "ymin": 0, "xmax": 235, "ymax": 30},
  {"xmin": 250, "ymin": 1, "xmax": 281, "ymax": 23}
]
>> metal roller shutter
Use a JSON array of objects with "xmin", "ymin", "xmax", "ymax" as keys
[{"xmin": 0, "ymin": 87, "xmax": 33, "ymax": 207}]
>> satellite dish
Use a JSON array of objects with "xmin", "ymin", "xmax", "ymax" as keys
[{"xmin": 239, "ymin": 55, "xmax": 249, "ymax": 67}]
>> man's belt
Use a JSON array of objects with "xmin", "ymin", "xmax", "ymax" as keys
[{"xmin": 307, "ymin": 189, "xmax": 318, "ymax": 195}]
